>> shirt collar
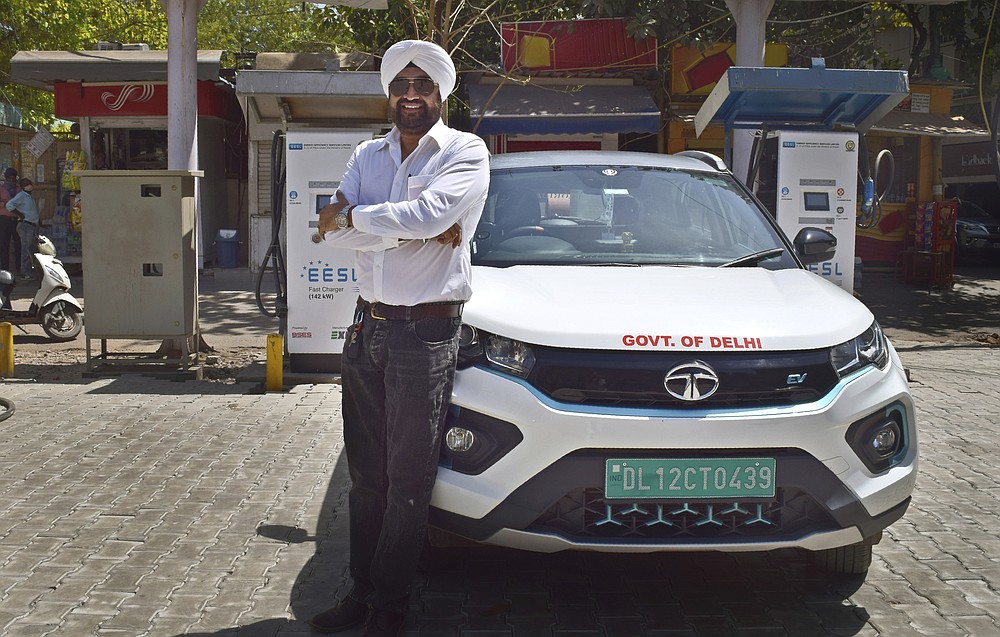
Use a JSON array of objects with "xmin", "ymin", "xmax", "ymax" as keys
[{"xmin": 380, "ymin": 118, "xmax": 451, "ymax": 152}]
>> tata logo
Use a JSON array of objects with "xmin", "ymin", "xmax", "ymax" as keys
[
  {"xmin": 288, "ymin": 143, "xmax": 304, "ymax": 150},
  {"xmin": 782, "ymin": 141, "xmax": 796, "ymax": 148},
  {"xmin": 664, "ymin": 361, "xmax": 720, "ymax": 402}
]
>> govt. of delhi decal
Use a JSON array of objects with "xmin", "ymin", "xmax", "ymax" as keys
[{"xmin": 622, "ymin": 334, "xmax": 764, "ymax": 350}]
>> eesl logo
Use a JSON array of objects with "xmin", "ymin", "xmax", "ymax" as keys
[
  {"xmin": 288, "ymin": 143, "xmax": 303, "ymax": 150},
  {"xmin": 302, "ymin": 259, "xmax": 357, "ymax": 284},
  {"xmin": 782, "ymin": 141, "xmax": 796, "ymax": 148}
]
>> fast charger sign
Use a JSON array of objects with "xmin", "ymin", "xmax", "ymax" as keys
[{"xmin": 285, "ymin": 130, "xmax": 375, "ymax": 355}]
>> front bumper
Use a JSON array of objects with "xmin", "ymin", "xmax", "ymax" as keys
[{"xmin": 429, "ymin": 352, "xmax": 917, "ymax": 553}]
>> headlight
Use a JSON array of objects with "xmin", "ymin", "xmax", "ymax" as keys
[
  {"xmin": 964, "ymin": 223, "xmax": 990, "ymax": 237},
  {"xmin": 485, "ymin": 335, "xmax": 536, "ymax": 378},
  {"xmin": 456, "ymin": 326, "xmax": 537, "ymax": 378},
  {"xmin": 830, "ymin": 321, "xmax": 889, "ymax": 378}
]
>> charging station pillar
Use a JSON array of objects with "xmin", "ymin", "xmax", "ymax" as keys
[
  {"xmin": 774, "ymin": 131, "xmax": 858, "ymax": 292},
  {"xmin": 283, "ymin": 130, "xmax": 376, "ymax": 373}
]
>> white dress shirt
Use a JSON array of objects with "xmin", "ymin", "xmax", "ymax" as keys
[{"xmin": 324, "ymin": 119, "xmax": 490, "ymax": 306}]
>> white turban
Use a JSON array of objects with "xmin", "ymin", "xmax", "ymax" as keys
[{"xmin": 381, "ymin": 40, "xmax": 457, "ymax": 100}]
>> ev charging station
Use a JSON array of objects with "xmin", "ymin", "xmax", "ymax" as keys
[
  {"xmin": 695, "ymin": 59, "xmax": 909, "ymax": 293},
  {"xmin": 235, "ymin": 64, "xmax": 389, "ymax": 373},
  {"xmin": 283, "ymin": 130, "xmax": 376, "ymax": 370},
  {"xmin": 774, "ymin": 130, "xmax": 860, "ymax": 289}
]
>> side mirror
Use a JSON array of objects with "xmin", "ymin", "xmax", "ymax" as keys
[{"xmin": 793, "ymin": 227, "xmax": 837, "ymax": 265}]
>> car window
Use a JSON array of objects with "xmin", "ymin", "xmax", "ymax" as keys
[{"xmin": 473, "ymin": 163, "xmax": 796, "ymax": 268}]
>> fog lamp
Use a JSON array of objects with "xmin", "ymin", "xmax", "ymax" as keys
[
  {"xmin": 870, "ymin": 423, "xmax": 900, "ymax": 457},
  {"xmin": 445, "ymin": 427, "xmax": 475, "ymax": 453}
]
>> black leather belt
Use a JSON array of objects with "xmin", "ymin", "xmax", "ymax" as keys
[{"xmin": 358, "ymin": 298, "xmax": 464, "ymax": 320}]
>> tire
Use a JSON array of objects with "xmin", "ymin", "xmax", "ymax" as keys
[
  {"xmin": 41, "ymin": 302, "xmax": 83, "ymax": 341},
  {"xmin": 812, "ymin": 532, "xmax": 882, "ymax": 575}
]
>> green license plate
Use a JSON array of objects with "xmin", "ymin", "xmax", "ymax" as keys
[{"xmin": 605, "ymin": 458, "xmax": 776, "ymax": 499}]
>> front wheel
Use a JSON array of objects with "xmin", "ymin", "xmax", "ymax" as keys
[
  {"xmin": 812, "ymin": 532, "xmax": 882, "ymax": 575},
  {"xmin": 41, "ymin": 301, "xmax": 83, "ymax": 341}
]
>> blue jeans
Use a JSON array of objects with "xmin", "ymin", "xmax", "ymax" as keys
[
  {"xmin": 16, "ymin": 221, "xmax": 36, "ymax": 274},
  {"xmin": 341, "ymin": 306, "xmax": 461, "ymax": 610}
]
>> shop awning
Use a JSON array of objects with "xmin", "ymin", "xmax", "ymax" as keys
[
  {"xmin": 870, "ymin": 111, "xmax": 988, "ymax": 137},
  {"xmin": 235, "ymin": 69, "xmax": 388, "ymax": 127},
  {"xmin": 10, "ymin": 50, "xmax": 225, "ymax": 91},
  {"xmin": 467, "ymin": 83, "xmax": 661, "ymax": 135}
]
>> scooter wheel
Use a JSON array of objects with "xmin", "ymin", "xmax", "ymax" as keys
[{"xmin": 41, "ymin": 302, "xmax": 83, "ymax": 341}]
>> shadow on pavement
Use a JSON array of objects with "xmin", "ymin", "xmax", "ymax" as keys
[
  {"xmin": 861, "ymin": 265, "xmax": 1000, "ymax": 343},
  {"xmin": 170, "ymin": 447, "xmax": 870, "ymax": 636}
]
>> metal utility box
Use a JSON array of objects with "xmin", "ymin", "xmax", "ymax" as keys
[{"xmin": 76, "ymin": 170, "xmax": 203, "ymax": 368}]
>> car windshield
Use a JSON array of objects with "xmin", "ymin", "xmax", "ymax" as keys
[
  {"xmin": 957, "ymin": 199, "xmax": 998, "ymax": 220},
  {"xmin": 472, "ymin": 162, "xmax": 796, "ymax": 268}
]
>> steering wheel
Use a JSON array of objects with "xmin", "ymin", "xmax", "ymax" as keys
[{"xmin": 504, "ymin": 225, "xmax": 546, "ymax": 238}]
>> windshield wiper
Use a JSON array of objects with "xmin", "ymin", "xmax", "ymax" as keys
[{"xmin": 719, "ymin": 248, "xmax": 785, "ymax": 268}]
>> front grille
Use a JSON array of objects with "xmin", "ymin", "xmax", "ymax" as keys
[
  {"xmin": 530, "ymin": 348, "xmax": 838, "ymax": 409},
  {"xmin": 527, "ymin": 487, "xmax": 834, "ymax": 541}
]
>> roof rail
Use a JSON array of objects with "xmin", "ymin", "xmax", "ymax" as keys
[{"xmin": 675, "ymin": 150, "xmax": 728, "ymax": 172}]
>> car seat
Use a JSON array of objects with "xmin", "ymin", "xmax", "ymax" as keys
[{"xmin": 496, "ymin": 191, "xmax": 542, "ymax": 237}]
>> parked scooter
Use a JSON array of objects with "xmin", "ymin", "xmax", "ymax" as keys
[{"xmin": 0, "ymin": 235, "xmax": 84, "ymax": 341}]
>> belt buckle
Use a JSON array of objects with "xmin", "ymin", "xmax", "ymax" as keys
[{"xmin": 369, "ymin": 303, "xmax": 388, "ymax": 321}]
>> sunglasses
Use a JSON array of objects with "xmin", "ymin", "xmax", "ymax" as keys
[{"xmin": 388, "ymin": 77, "xmax": 438, "ymax": 97}]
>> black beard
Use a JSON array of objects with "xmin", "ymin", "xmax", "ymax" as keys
[{"xmin": 390, "ymin": 99, "xmax": 441, "ymax": 135}]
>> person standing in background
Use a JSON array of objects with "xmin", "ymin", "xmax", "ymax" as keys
[
  {"xmin": 5, "ymin": 178, "xmax": 40, "ymax": 279},
  {"xmin": 0, "ymin": 167, "xmax": 22, "ymax": 274}
]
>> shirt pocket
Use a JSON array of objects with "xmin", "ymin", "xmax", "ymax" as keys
[{"xmin": 407, "ymin": 174, "xmax": 433, "ymax": 200}]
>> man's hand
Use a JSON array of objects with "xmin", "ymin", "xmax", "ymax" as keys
[
  {"xmin": 435, "ymin": 223, "xmax": 463, "ymax": 248},
  {"xmin": 317, "ymin": 191, "xmax": 351, "ymax": 238}
]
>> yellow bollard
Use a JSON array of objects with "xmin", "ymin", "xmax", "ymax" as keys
[
  {"xmin": 0, "ymin": 322, "xmax": 12, "ymax": 378},
  {"xmin": 266, "ymin": 333, "xmax": 283, "ymax": 392}
]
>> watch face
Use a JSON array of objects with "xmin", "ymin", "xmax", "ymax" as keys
[{"xmin": 336, "ymin": 212, "xmax": 349, "ymax": 228}]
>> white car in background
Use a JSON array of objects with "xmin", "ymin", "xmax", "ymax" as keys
[{"xmin": 430, "ymin": 150, "xmax": 917, "ymax": 576}]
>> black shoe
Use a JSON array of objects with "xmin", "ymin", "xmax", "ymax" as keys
[
  {"xmin": 309, "ymin": 596, "xmax": 369, "ymax": 633},
  {"xmin": 362, "ymin": 608, "xmax": 406, "ymax": 637}
]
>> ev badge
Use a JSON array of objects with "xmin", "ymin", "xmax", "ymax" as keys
[{"xmin": 664, "ymin": 361, "xmax": 720, "ymax": 401}]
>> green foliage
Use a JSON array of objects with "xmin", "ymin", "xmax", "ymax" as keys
[{"xmin": 8, "ymin": 0, "xmax": 1000, "ymax": 129}]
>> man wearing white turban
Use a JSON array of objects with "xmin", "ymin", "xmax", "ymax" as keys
[{"xmin": 312, "ymin": 39, "xmax": 490, "ymax": 637}]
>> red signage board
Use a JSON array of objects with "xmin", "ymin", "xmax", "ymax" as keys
[
  {"xmin": 501, "ymin": 19, "xmax": 657, "ymax": 73},
  {"xmin": 55, "ymin": 81, "xmax": 239, "ymax": 121}
]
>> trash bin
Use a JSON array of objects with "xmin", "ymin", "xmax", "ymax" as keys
[{"xmin": 215, "ymin": 229, "xmax": 239, "ymax": 268}]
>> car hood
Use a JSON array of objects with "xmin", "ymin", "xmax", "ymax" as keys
[{"xmin": 465, "ymin": 265, "xmax": 875, "ymax": 351}]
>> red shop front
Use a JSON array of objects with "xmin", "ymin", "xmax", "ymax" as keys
[{"xmin": 11, "ymin": 50, "xmax": 247, "ymax": 268}]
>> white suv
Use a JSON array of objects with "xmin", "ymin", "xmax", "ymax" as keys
[{"xmin": 431, "ymin": 150, "xmax": 916, "ymax": 575}]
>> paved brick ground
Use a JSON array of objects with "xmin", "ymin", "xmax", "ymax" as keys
[{"xmin": 0, "ymin": 340, "xmax": 998, "ymax": 636}]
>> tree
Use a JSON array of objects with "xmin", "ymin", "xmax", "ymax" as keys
[{"xmin": 322, "ymin": 0, "xmax": 573, "ymax": 71}]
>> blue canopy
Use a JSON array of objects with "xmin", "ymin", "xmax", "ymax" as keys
[{"xmin": 695, "ymin": 59, "xmax": 909, "ymax": 137}]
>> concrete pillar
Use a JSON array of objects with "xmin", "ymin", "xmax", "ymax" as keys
[{"xmin": 723, "ymin": 0, "xmax": 775, "ymax": 182}]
